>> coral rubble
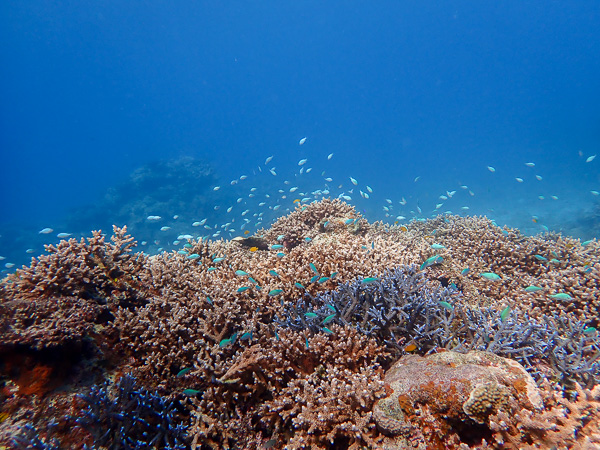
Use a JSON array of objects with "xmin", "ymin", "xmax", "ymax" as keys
[{"xmin": 0, "ymin": 199, "xmax": 599, "ymax": 449}]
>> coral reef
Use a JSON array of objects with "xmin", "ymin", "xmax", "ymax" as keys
[
  {"xmin": 65, "ymin": 157, "xmax": 218, "ymax": 240},
  {"xmin": 1, "ymin": 200, "xmax": 599, "ymax": 449}
]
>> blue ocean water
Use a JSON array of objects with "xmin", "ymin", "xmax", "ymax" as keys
[{"xmin": 1, "ymin": 2, "xmax": 599, "ymax": 271}]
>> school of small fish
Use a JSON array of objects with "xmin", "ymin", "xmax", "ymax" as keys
[{"xmin": 1, "ymin": 136, "xmax": 598, "ymax": 276}]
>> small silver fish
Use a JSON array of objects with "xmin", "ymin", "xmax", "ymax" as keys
[{"xmin": 299, "ymin": 137, "xmax": 307, "ymax": 145}]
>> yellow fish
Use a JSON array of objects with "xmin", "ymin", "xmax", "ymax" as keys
[
  {"xmin": 244, "ymin": 230, "xmax": 250, "ymax": 235},
  {"xmin": 249, "ymin": 247, "xmax": 258, "ymax": 252}
]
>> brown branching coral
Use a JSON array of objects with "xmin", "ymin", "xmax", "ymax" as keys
[
  {"xmin": 261, "ymin": 198, "xmax": 368, "ymax": 250},
  {"xmin": 0, "ymin": 295, "xmax": 103, "ymax": 349},
  {"xmin": 487, "ymin": 380, "xmax": 600, "ymax": 449},
  {"xmin": 0, "ymin": 226, "xmax": 150, "ymax": 355},
  {"xmin": 1, "ymin": 225, "xmax": 148, "ymax": 304},
  {"xmin": 186, "ymin": 325, "xmax": 388, "ymax": 449}
]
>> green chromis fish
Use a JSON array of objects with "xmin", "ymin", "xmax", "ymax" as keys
[
  {"xmin": 322, "ymin": 314, "xmax": 336, "ymax": 324},
  {"xmin": 548, "ymin": 292, "xmax": 573, "ymax": 301},
  {"xmin": 500, "ymin": 306, "xmax": 511, "ymax": 322},
  {"xmin": 431, "ymin": 244, "xmax": 446, "ymax": 249},
  {"xmin": 420, "ymin": 255, "xmax": 443, "ymax": 270},
  {"xmin": 524, "ymin": 285, "xmax": 543, "ymax": 292},
  {"xmin": 438, "ymin": 301, "xmax": 454, "ymax": 312},
  {"xmin": 176, "ymin": 368, "xmax": 192, "ymax": 377},
  {"xmin": 268, "ymin": 289, "xmax": 283, "ymax": 296},
  {"xmin": 183, "ymin": 389, "xmax": 201, "ymax": 396},
  {"xmin": 361, "ymin": 277, "xmax": 380, "ymax": 284},
  {"xmin": 480, "ymin": 272, "xmax": 501, "ymax": 281},
  {"xmin": 240, "ymin": 332, "xmax": 253, "ymax": 341},
  {"xmin": 304, "ymin": 312, "xmax": 318, "ymax": 318},
  {"xmin": 235, "ymin": 270, "xmax": 249, "ymax": 276}
]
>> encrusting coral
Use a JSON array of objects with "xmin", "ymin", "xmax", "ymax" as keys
[
  {"xmin": 0, "ymin": 199, "xmax": 599, "ymax": 449},
  {"xmin": 373, "ymin": 351, "xmax": 543, "ymax": 447}
]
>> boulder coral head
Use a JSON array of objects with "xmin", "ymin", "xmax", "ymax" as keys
[{"xmin": 374, "ymin": 350, "xmax": 543, "ymax": 448}]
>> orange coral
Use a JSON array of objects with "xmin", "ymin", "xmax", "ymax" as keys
[{"xmin": 17, "ymin": 365, "xmax": 53, "ymax": 397}]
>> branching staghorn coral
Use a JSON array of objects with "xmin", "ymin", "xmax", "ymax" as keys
[
  {"xmin": 275, "ymin": 266, "xmax": 600, "ymax": 385},
  {"xmin": 188, "ymin": 325, "xmax": 388, "ymax": 449},
  {"xmin": 1, "ymin": 225, "xmax": 149, "ymax": 305},
  {"xmin": 72, "ymin": 374, "xmax": 189, "ymax": 449}
]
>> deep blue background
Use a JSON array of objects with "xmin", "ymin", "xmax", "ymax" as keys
[{"xmin": 1, "ymin": 1, "xmax": 599, "ymax": 267}]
